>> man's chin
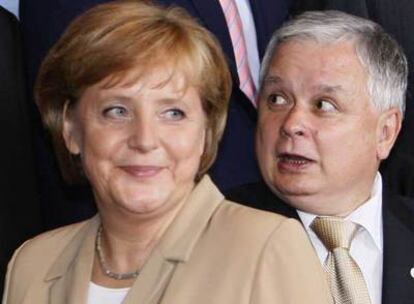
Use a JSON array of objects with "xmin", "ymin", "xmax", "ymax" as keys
[
  {"xmin": 268, "ymin": 178, "xmax": 317, "ymax": 198},
  {"xmin": 267, "ymin": 182, "xmax": 324, "ymax": 209}
]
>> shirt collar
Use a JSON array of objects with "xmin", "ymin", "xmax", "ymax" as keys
[{"xmin": 297, "ymin": 172, "xmax": 383, "ymax": 251}]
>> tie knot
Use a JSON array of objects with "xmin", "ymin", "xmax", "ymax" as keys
[{"xmin": 311, "ymin": 217, "xmax": 358, "ymax": 251}]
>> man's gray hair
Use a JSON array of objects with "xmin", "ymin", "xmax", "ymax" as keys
[{"xmin": 260, "ymin": 10, "xmax": 408, "ymax": 114}]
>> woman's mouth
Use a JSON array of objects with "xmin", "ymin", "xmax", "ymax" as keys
[{"xmin": 120, "ymin": 165, "xmax": 163, "ymax": 178}]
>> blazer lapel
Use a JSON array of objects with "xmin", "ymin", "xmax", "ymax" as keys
[
  {"xmin": 36, "ymin": 176, "xmax": 222, "ymax": 304},
  {"xmin": 125, "ymin": 175, "xmax": 224, "ymax": 304},
  {"xmin": 122, "ymin": 249, "xmax": 176, "ymax": 304},
  {"xmin": 47, "ymin": 217, "xmax": 99, "ymax": 304},
  {"xmin": 382, "ymin": 189, "xmax": 414, "ymax": 304}
]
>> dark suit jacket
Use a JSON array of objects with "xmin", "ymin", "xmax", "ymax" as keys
[
  {"xmin": 0, "ymin": 5, "xmax": 42, "ymax": 294},
  {"xmin": 19, "ymin": 0, "xmax": 111, "ymax": 230},
  {"xmin": 293, "ymin": 0, "xmax": 414, "ymax": 197},
  {"xmin": 226, "ymin": 181, "xmax": 414, "ymax": 304}
]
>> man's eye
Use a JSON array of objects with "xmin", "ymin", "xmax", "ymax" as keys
[
  {"xmin": 103, "ymin": 106, "xmax": 129, "ymax": 119},
  {"xmin": 163, "ymin": 108, "xmax": 186, "ymax": 121},
  {"xmin": 267, "ymin": 94, "xmax": 288, "ymax": 106},
  {"xmin": 316, "ymin": 100, "xmax": 337, "ymax": 112}
]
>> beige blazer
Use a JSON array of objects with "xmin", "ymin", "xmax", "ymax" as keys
[{"xmin": 3, "ymin": 176, "xmax": 332, "ymax": 304}]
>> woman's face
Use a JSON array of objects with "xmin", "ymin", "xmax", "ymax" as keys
[{"xmin": 63, "ymin": 68, "xmax": 206, "ymax": 218}]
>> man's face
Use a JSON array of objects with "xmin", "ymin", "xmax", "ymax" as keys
[{"xmin": 257, "ymin": 39, "xmax": 399, "ymax": 216}]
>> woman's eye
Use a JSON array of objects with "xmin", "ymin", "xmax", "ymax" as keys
[
  {"xmin": 103, "ymin": 106, "xmax": 129, "ymax": 119},
  {"xmin": 163, "ymin": 108, "xmax": 186, "ymax": 121},
  {"xmin": 316, "ymin": 100, "xmax": 337, "ymax": 112},
  {"xmin": 267, "ymin": 94, "xmax": 288, "ymax": 106}
]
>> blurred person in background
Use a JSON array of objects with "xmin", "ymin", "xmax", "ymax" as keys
[{"xmin": 0, "ymin": 4, "xmax": 42, "ymax": 297}]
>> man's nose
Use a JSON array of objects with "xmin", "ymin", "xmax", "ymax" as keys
[{"xmin": 280, "ymin": 106, "xmax": 309, "ymax": 138}]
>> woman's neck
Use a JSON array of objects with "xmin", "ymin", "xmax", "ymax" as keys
[{"xmin": 92, "ymin": 192, "xmax": 189, "ymax": 288}]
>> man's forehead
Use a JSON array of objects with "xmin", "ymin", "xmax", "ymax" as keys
[
  {"xmin": 266, "ymin": 40, "xmax": 366, "ymax": 80},
  {"xmin": 262, "ymin": 74, "xmax": 350, "ymax": 99},
  {"xmin": 261, "ymin": 40, "xmax": 371, "ymax": 102},
  {"xmin": 273, "ymin": 38, "xmax": 359, "ymax": 61}
]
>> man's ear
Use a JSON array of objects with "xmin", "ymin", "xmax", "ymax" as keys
[
  {"xmin": 376, "ymin": 107, "xmax": 402, "ymax": 160},
  {"xmin": 62, "ymin": 101, "xmax": 81, "ymax": 155}
]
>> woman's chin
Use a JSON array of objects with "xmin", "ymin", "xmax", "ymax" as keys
[{"xmin": 112, "ymin": 186, "xmax": 170, "ymax": 215}]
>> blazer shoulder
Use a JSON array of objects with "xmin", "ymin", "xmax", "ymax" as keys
[
  {"xmin": 249, "ymin": 214, "xmax": 333, "ymax": 303},
  {"xmin": 207, "ymin": 201, "xmax": 332, "ymax": 303},
  {"xmin": 3, "ymin": 219, "xmax": 92, "ymax": 302},
  {"xmin": 211, "ymin": 199, "xmax": 301, "ymax": 246},
  {"xmin": 225, "ymin": 181, "xmax": 293, "ymax": 213},
  {"xmin": 13, "ymin": 219, "xmax": 89, "ymax": 260}
]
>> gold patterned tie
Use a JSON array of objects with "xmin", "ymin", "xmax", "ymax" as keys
[{"xmin": 311, "ymin": 217, "xmax": 371, "ymax": 304}]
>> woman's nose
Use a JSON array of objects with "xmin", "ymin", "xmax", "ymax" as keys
[{"xmin": 127, "ymin": 117, "xmax": 158, "ymax": 152}]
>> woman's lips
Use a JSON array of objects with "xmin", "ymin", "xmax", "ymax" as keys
[
  {"xmin": 277, "ymin": 153, "xmax": 315, "ymax": 172},
  {"xmin": 120, "ymin": 165, "xmax": 163, "ymax": 178}
]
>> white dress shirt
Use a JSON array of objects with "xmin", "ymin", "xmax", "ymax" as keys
[
  {"xmin": 298, "ymin": 173, "xmax": 383, "ymax": 304},
  {"xmin": 0, "ymin": 0, "xmax": 19, "ymax": 18},
  {"xmin": 234, "ymin": 0, "xmax": 260, "ymax": 89},
  {"xmin": 87, "ymin": 282, "xmax": 129, "ymax": 304}
]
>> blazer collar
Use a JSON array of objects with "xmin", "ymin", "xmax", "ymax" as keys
[
  {"xmin": 157, "ymin": 175, "xmax": 223, "ymax": 261},
  {"xmin": 45, "ymin": 216, "xmax": 99, "ymax": 282},
  {"xmin": 46, "ymin": 216, "xmax": 99, "ymax": 304},
  {"xmin": 44, "ymin": 175, "xmax": 224, "ymax": 304},
  {"xmin": 126, "ymin": 175, "xmax": 224, "ymax": 303}
]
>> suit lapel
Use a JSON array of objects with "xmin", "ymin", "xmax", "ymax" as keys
[
  {"xmin": 123, "ymin": 249, "xmax": 176, "ymax": 304},
  {"xmin": 190, "ymin": 0, "xmax": 237, "ymax": 76},
  {"xmin": 248, "ymin": 0, "xmax": 291, "ymax": 59},
  {"xmin": 40, "ymin": 177, "xmax": 222, "ymax": 304},
  {"xmin": 248, "ymin": 0, "xmax": 267, "ymax": 58},
  {"xmin": 382, "ymin": 188, "xmax": 414, "ymax": 304},
  {"xmin": 47, "ymin": 217, "xmax": 99, "ymax": 304},
  {"xmin": 119, "ymin": 176, "xmax": 225, "ymax": 304},
  {"xmin": 190, "ymin": 0, "xmax": 260, "ymax": 116},
  {"xmin": 43, "ymin": 215, "xmax": 176, "ymax": 304}
]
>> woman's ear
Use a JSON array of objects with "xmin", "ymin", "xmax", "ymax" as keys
[
  {"xmin": 376, "ymin": 107, "xmax": 402, "ymax": 160},
  {"xmin": 62, "ymin": 101, "xmax": 81, "ymax": 155}
]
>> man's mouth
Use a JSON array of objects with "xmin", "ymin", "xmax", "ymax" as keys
[{"xmin": 277, "ymin": 153, "xmax": 315, "ymax": 170}]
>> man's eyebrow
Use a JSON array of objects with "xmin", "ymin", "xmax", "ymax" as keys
[
  {"xmin": 261, "ymin": 77, "xmax": 346, "ymax": 94},
  {"xmin": 317, "ymin": 84, "xmax": 345, "ymax": 94},
  {"xmin": 263, "ymin": 75, "xmax": 283, "ymax": 84}
]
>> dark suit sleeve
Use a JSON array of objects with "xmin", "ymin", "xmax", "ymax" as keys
[
  {"xmin": 19, "ymin": 0, "xmax": 98, "ymax": 230},
  {"xmin": 0, "ymin": 6, "xmax": 43, "ymax": 296}
]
